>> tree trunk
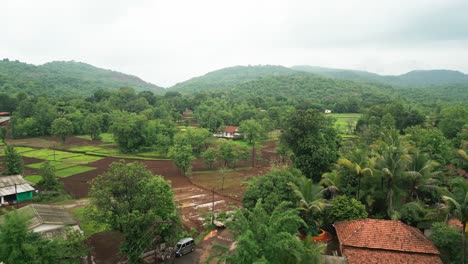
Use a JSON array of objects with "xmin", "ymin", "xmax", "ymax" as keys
[
  {"xmin": 252, "ymin": 144, "xmax": 255, "ymax": 168},
  {"xmin": 357, "ymin": 174, "xmax": 361, "ymax": 200},
  {"xmin": 463, "ymin": 221, "xmax": 466, "ymax": 264}
]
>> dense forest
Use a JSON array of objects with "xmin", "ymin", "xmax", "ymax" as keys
[
  {"xmin": 0, "ymin": 59, "xmax": 467, "ymax": 263},
  {"xmin": 0, "ymin": 59, "xmax": 163, "ymax": 96}
]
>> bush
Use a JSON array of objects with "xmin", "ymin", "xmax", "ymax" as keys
[
  {"xmin": 429, "ymin": 222, "xmax": 462, "ymax": 264},
  {"xmin": 325, "ymin": 195, "xmax": 368, "ymax": 225}
]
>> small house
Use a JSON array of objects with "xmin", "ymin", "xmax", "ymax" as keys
[
  {"xmin": 324, "ymin": 109, "xmax": 332, "ymax": 114},
  {"xmin": 7, "ymin": 204, "xmax": 81, "ymax": 239},
  {"xmin": 0, "ymin": 175, "xmax": 35, "ymax": 205},
  {"xmin": 215, "ymin": 126, "xmax": 241, "ymax": 139},
  {"xmin": 334, "ymin": 218, "xmax": 442, "ymax": 264}
]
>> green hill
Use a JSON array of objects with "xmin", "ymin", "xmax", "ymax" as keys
[
  {"xmin": 0, "ymin": 59, "xmax": 164, "ymax": 96},
  {"xmin": 169, "ymin": 65, "xmax": 297, "ymax": 93},
  {"xmin": 207, "ymin": 73, "xmax": 396, "ymax": 112},
  {"xmin": 292, "ymin": 65, "xmax": 468, "ymax": 87}
]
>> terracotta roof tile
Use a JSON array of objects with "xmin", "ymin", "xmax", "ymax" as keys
[
  {"xmin": 334, "ymin": 218, "xmax": 439, "ymax": 254},
  {"xmin": 334, "ymin": 219, "xmax": 442, "ymax": 264},
  {"xmin": 344, "ymin": 248, "xmax": 443, "ymax": 264},
  {"xmin": 224, "ymin": 126, "xmax": 238, "ymax": 133}
]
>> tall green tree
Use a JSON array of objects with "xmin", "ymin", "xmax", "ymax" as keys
[
  {"xmin": 89, "ymin": 161, "xmax": 177, "ymax": 262},
  {"xmin": 438, "ymin": 105, "xmax": 468, "ymax": 139},
  {"xmin": 325, "ymin": 195, "xmax": 368, "ymax": 225},
  {"xmin": 289, "ymin": 175, "xmax": 326, "ymax": 227},
  {"xmin": 3, "ymin": 145, "xmax": 23, "ymax": 175},
  {"xmin": 373, "ymin": 130, "xmax": 411, "ymax": 219},
  {"xmin": 110, "ymin": 113, "xmax": 147, "ymax": 153},
  {"xmin": 243, "ymin": 168, "xmax": 300, "ymax": 214},
  {"xmin": 83, "ymin": 114, "xmax": 102, "ymax": 140},
  {"xmin": 37, "ymin": 161, "xmax": 61, "ymax": 192},
  {"xmin": 281, "ymin": 109, "xmax": 339, "ymax": 182},
  {"xmin": 442, "ymin": 178, "xmax": 468, "ymax": 263},
  {"xmin": 210, "ymin": 201, "xmax": 323, "ymax": 264},
  {"xmin": 169, "ymin": 143, "xmax": 194, "ymax": 176},
  {"xmin": 429, "ymin": 222, "xmax": 463, "ymax": 264},
  {"xmin": 239, "ymin": 119, "xmax": 265, "ymax": 167},
  {"xmin": 50, "ymin": 118, "xmax": 74, "ymax": 143}
]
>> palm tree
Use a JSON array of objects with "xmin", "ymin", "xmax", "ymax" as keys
[
  {"xmin": 373, "ymin": 130, "xmax": 411, "ymax": 219},
  {"xmin": 289, "ymin": 175, "xmax": 326, "ymax": 228},
  {"xmin": 320, "ymin": 170, "xmax": 340, "ymax": 199},
  {"xmin": 404, "ymin": 150, "xmax": 444, "ymax": 202},
  {"xmin": 337, "ymin": 158, "xmax": 373, "ymax": 200},
  {"xmin": 208, "ymin": 201, "xmax": 324, "ymax": 263},
  {"xmin": 442, "ymin": 178, "xmax": 468, "ymax": 264}
]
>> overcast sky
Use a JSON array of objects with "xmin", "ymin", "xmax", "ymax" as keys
[{"xmin": 2, "ymin": 0, "xmax": 468, "ymax": 87}]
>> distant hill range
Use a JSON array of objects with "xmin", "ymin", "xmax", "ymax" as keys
[
  {"xmin": 291, "ymin": 65, "xmax": 468, "ymax": 87},
  {"xmin": 169, "ymin": 65, "xmax": 468, "ymax": 93},
  {"xmin": 170, "ymin": 65, "xmax": 297, "ymax": 93},
  {"xmin": 0, "ymin": 59, "xmax": 163, "ymax": 96}
]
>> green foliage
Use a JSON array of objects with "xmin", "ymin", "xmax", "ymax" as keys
[
  {"xmin": 219, "ymin": 140, "xmax": 250, "ymax": 168},
  {"xmin": 171, "ymin": 65, "xmax": 296, "ymax": 93},
  {"xmin": 439, "ymin": 105, "xmax": 468, "ymax": 139},
  {"xmin": 37, "ymin": 160, "xmax": 61, "ymax": 191},
  {"xmin": 51, "ymin": 118, "xmax": 74, "ymax": 143},
  {"xmin": 289, "ymin": 175, "xmax": 326, "ymax": 227},
  {"xmin": 0, "ymin": 59, "xmax": 163, "ymax": 96},
  {"xmin": 3, "ymin": 145, "xmax": 24, "ymax": 175},
  {"xmin": 89, "ymin": 161, "xmax": 177, "ymax": 262},
  {"xmin": 281, "ymin": 109, "xmax": 339, "ymax": 182},
  {"xmin": 110, "ymin": 113, "xmax": 147, "ymax": 152},
  {"xmin": 0, "ymin": 210, "xmax": 87, "ymax": 263},
  {"xmin": 429, "ymin": 222, "xmax": 463, "ymax": 264},
  {"xmin": 243, "ymin": 168, "xmax": 301, "ymax": 214},
  {"xmin": 405, "ymin": 126, "xmax": 453, "ymax": 164},
  {"xmin": 201, "ymin": 147, "xmax": 218, "ymax": 169},
  {"xmin": 0, "ymin": 127, "xmax": 6, "ymax": 143},
  {"xmin": 83, "ymin": 114, "xmax": 102, "ymax": 140},
  {"xmin": 398, "ymin": 201, "xmax": 428, "ymax": 226},
  {"xmin": 325, "ymin": 195, "xmax": 368, "ymax": 225},
  {"xmin": 169, "ymin": 143, "xmax": 194, "ymax": 176},
  {"xmin": 211, "ymin": 201, "xmax": 323, "ymax": 264}
]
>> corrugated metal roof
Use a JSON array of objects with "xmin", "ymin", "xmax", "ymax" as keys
[
  {"xmin": 16, "ymin": 204, "xmax": 77, "ymax": 228},
  {"xmin": 0, "ymin": 175, "xmax": 35, "ymax": 196},
  {"xmin": 0, "ymin": 116, "xmax": 10, "ymax": 124}
]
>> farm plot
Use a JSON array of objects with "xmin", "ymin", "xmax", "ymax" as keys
[
  {"xmin": 330, "ymin": 113, "xmax": 361, "ymax": 135},
  {"xmin": 22, "ymin": 149, "xmax": 102, "ymax": 185}
]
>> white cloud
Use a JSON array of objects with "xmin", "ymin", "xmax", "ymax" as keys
[{"xmin": 1, "ymin": 0, "xmax": 467, "ymax": 87}]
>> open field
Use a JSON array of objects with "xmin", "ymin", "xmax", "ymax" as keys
[{"xmin": 329, "ymin": 113, "xmax": 361, "ymax": 134}]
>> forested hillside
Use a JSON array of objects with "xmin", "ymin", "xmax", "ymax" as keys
[
  {"xmin": 293, "ymin": 65, "xmax": 468, "ymax": 86},
  {"xmin": 214, "ymin": 73, "xmax": 395, "ymax": 112},
  {"xmin": 170, "ymin": 65, "xmax": 297, "ymax": 93},
  {"xmin": 0, "ymin": 59, "xmax": 164, "ymax": 96}
]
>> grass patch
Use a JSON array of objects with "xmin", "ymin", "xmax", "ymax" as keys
[
  {"xmin": 27, "ymin": 161, "xmax": 77, "ymax": 170},
  {"xmin": 68, "ymin": 146, "xmax": 105, "ymax": 152},
  {"xmin": 61, "ymin": 155, "xmax": 103, "ymax": 164},
  {"xmin": 330, "ymin": 113, "xmax": 362, "ymax": 134},
  {"xmin": 55, "ymin": 166, "xmax": 96, "ymax": 178},
  {"xmin": 24, "ymin": 175, "xmax": 42, "ymax": 184},
  {"xmin": 70, "ymin": 206, "xmax": 109, "ymax": 237},
  {"xmin": 21, "ymin": 149, "xmax": 82, "ymax": 161}
]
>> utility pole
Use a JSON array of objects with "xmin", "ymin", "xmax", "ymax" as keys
[
  {"xmin": 152, "ymin": 220, "xmax": 174, "ymax": 264},
  {"xmin": 212, "ymin": 187, "xmax": 215, "ymax": 225}
]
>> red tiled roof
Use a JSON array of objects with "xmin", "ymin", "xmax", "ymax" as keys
[
  {"xmin": 224, "ymin": 126, "xmax": 238, "ymax": 133},
  {"xmin": 335, "ymin": 218, "xmax": 439, "ymax": 254},
  {"xmin": 344, "ymin": 248, "xmax": 443, "ymax": 264},
  {"xmin": 0, "ymin": 112, "xmax": 10, "ymax": 116},
  {"xmin": 334, "ymin": 219, "xmax": 442, "ymax": 264}
]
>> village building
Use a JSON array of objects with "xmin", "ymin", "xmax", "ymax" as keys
[
  {"xmin": 215, "ymin": 126, "xmax": 241, "ymax": 139},
  {"xmin": 0, "ymin": 175, "xmax": 35, "ymax": 205},
  {"xmin": 4, "ymin": 204, "xmax": 81, "ymax": 239},
  {"xmin": 324, "ymin": 109, "xmax": 332, "ymax": 114},
  {"xmin": 0, "ymin": 112, "xmax": 10, "ymax": 127},
  {"xmin": 334, "ymin": 218, "xmax": 442, "ymax": 264}
]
